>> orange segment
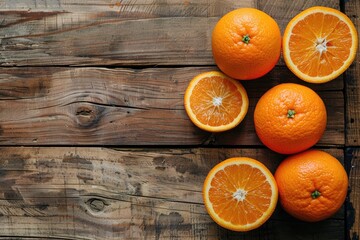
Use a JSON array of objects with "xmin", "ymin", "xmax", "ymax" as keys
[
  {"xmin": 184, "ymin": 71, "xmax": 249, "ymax": 132},
  {"xmin": 203, "ymin": 157, "xmax": 278, "ymax": 232},
  {"xmin": 283, "ymin": 6, "xmax": 358, "ymax": 83}
]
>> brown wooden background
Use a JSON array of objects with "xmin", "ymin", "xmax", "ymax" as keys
[{"xmin": 0, "ymin": 0, "xmax": 359, "ymax": 239}]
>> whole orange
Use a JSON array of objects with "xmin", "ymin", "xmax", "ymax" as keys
[
  {"xmin": 275, "ymin": 150, "xmax": 348, "ymax": 222},
  {"xmin": 211, "ymin": 8, "xmax": 281, "ymax": 80},
  {"xmin": 254, "ymin": 83, "xmax": 327, "ymax": 154}
]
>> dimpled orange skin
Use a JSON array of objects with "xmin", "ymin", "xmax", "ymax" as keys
[
  {"xmin": 254, "ymin": 83, "xmax": 327, "ymax": 154},
  {"xmin": 275, "ymin": 150, "xmax": 348, "ymax": 222},
  {"xmin": 212, "ymin": 8, "xmax": 281, "ymax": 80}
]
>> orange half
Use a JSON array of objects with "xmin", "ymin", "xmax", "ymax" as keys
[
  {"xmin": 203, "ymin": 157, "xmax": 278, "ymax": 232},
  {"xmin": 283, "ymin": 6, "xmax": 358, "ymax": 83},
  {"xmin": 184, "ymin": 71, "xmax": 249, "ymax": 132}
]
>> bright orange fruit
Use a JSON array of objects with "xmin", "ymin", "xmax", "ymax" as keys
[
  {"xmin": 275, "ymin": 150, "xmax": 348, "ymax": 222},
  {"xmin": 254, "ymin": 83, "xmax": 327, "ymax": 154},
  {"xmin": 212, "ymin": 8, "xmax": 281, "ymax": 80},
  {"xmin": 283, "ymin": 6, "xmax": 358, "ymax": 83},
  {"xmin": 203, "ymin": 157, "xmax": 278, "ymax": 231},
  {"xmin": 184, "ymin": 71, "xmax": 249, "ymax": 132}
]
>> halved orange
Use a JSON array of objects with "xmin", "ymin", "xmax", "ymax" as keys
[
  {"xmin": 283, "ymin": 6, "xmax": 358, "ymax": 83},
  {"xmin": 203, "ymin": 157, "xmax": 278, "ymax": 232},
  {"xmin": 184, "ymin": 71, "xmax": 249, "ymax": 132}
]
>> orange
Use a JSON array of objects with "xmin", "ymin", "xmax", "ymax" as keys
[
  {"xmin": 211, "ymin": 8, "xmax": 281, "ymax": 80},
  {"xmin": 203, "ymin": 157, "xmax": 278, "ymax": 231},
  {"xmin": 254, "ymin": 83, "xmax": 327, "ymax": 154},
  {"xmin": 275, "ymin": 150, "xmax": 348, "ymax": 222},
  {"xmin": 184, "ymin": 71, "xmax": 249, "ymax": 132},
  {"xmin": 283, "ymin": 6, "xmax": 358, "ymax": 83}
]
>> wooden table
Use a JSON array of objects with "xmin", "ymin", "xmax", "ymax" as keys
[{"xmin": 0, "ymin": 0, "xmax": 359, "ymax": 239}]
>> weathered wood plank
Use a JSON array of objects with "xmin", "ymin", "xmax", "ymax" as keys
[
  {"xmin": 0, "ymin": 67, "xmax": 344, "ymax": 146},
  {"xmin": 0, "ymin": 147, "xmax": 345, "ymax": 239},
  {"xmin": 342, "ymin": 4, "xmax": 360, "ymax": 238},
  {"xmin": 0, "ymin": 0, "xmax": 338, "ymax": 66},
  {"xmin": 347, "ymin": 148, "xmax": 360, "ymax": 240},
  {"xmin": 344, "ymin": 0, "xmax": 360, "ymax": 147},
  {"xmin": 258, "ymin": 0, "xmax": 339, "ymax": 32},
  {"xmin": 0, "ymin": 0, "xmax": 253, "ymax": 66}
]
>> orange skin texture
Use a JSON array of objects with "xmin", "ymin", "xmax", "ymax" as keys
[
  {"xmin": 274, "ymin": 150, "xmax": 348, "ymax": 222},
  {"xmin": 212, "ymin": 8, "xmax": 281, "ymax": 80},
  {"xmin": 254, "ymin": 83, "xmax": 327, "ymax": 154}
]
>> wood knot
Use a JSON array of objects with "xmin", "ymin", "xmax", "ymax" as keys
[
  {"xmin": 75, "ymin": 105, "xmax": 103, "ymax": 128},
  {"xmin": 86, "ymin": 198, "xmax": 107, "ymax": 212}
]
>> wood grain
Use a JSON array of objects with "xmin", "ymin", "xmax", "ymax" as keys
[
  {"xmin": 344, "ymin": 1, "xmax": 360, "ymax": 238},
  {"xmin": 0, "ymin": 66, "xmax": 344, "ymax": 146},
  {"xmin": 0, "ymin": 0, "xmax": 253, "ymax": 66},
  {"xmin": 0, "ymin": 0, "xmax": 338, "ymax": 66},
  {"xmin": 347, "ymin": 148, "xmax": 360, "ymax": 240},
  {"xmin": 0, "ymin": 0, "xmax": 356, "ymax": 239},
  {"xmin": 258, "ymin": 0, "xmax": 339, "ymax": 32},
  {"xmin": 0, "ymin": 147, "xmax": 345, "ymax": 240},
  {"xmin": 344, "ymin": 0, "xmax": 360, "ymax": 147}
]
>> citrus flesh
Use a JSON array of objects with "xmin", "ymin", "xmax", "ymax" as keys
[
  {"xmin": 203, "ymin": 157, "xmax": 278, "ymax": 231},
  {"xmin": 283, "ymin": 6, "xmax": 358, "ymax": 83},
  {"xmin": 184, "ymin": 71, "xmax": 249, "ymax": 132}
]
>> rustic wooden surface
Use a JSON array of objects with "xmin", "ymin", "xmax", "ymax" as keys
[
  {"xmin": 0, "ymin": 0, "xmax": 358, "ymax": 239},
  {"xmin": 0, "ymin": 66, "xmax": 344, "ymax": 146},
  {"xmin": 0, "ymin": 147, "xmax": 345, "ymax": 239},
  {"xmin": 345, "ymin": 0, "xmax": 360, "ymax": 239}
]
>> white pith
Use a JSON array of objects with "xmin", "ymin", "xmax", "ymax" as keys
[
  {"xmin": 233, "ymin": 188, "xmax": 247, "ymax": 201},
  {"xmin": 212, "ymin": 96, "xmax": 223, "ymax": 106},
  {"xmin": 315, "ymin": 38, "xmax": 327, "ymax": 55}
]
